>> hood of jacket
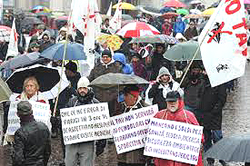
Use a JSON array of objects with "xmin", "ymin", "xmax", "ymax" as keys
[
  {"xmin": 156, "ymin": 66, "xmax": 173, "ymax": 83},
  {"xmin": 113, "ymin": 52, "xmax": 126, "ymax": 65}
]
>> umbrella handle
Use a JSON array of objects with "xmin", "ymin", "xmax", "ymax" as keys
[{"xmin": 53, "ymin": 11, "xmax": 72, "ymax": 117}]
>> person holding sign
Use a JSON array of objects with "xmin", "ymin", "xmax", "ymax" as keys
[
  {"xmin": 153, "ymin": 91, "xmax": 203, "ymax": 166},
  {"xmin": 64, "ymin": 76, "xmax": 106, "ymax": 166},
  {"xmin": 16, "ymin": 76, "xmax": 48, "ymax": 104},
  {"xmin": 12, "ymin": 101, "xmax": 51, "ymax": 166},
  {"xmin": 115, "ymin": 85, "xmax": 150, "ymax": 166}
]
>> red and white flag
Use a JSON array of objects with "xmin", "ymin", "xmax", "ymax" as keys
[
  {"xmin": 6, "ymin": 18, "xmax": 18, "ymax": 59},
  {"xmin": 109, "ymin": 0, "xmax": 122, "ymax": 33},
  {"xmin": 198, "ymin": 0, "xmax": 247, "ymax": 87},
  {"xmin": 70, "ymin": 0, "xmax": 102, "ymax": 69}
]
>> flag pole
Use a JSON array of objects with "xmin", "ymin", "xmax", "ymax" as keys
[
  {"xmin": 53, "ymin": 11, "xmax": 72, "ymax": 117},
  {"xmin": 178, "ymin": 2, "xmax": 224, "ymax": 88}
]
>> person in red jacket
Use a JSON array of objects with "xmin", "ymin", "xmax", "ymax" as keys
[{"xmin": 153, "ymin": 91, "xmax": 204, "ymax": 166}]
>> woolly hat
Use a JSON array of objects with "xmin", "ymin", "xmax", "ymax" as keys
[
  {"xmin": 158, "ymin": 67, "xmax": 171, "ymax": 78},
  {"xmin": 102, "ymin": 49, "xmax": 112, "ymax": 58},
  {"xmin": 65, "ymin": 61, "xmax": 77, "ymax": 73},
  {"xmin": 77, "ymin": 76, "xmax": 90, "ymax": 89},
  {"xmin": 17, "ymin": 101, "xmax": 33, "ymax": 116},
  {"xmin": 37, "ymin": 24, "xmax": 45, "ymax": 30}
]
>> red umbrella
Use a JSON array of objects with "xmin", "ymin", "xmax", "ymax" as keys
[
  {"xmin": 0, "ymin": 25, "xmax": 11, "ymax": 31},
  {"xmin": 163, "ymin": 0, "xmax": 186, "ymax": 8},
  {"xmin": 116, "ymin": 21, "xmax": 160, "ymax": 38}
]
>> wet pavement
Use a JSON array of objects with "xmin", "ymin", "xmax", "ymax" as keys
[{"xmin": 1, "ymin": 64, "xmax": 250, "ymax": 166}]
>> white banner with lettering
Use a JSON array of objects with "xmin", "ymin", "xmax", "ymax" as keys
[
  {"xmin": 198, "ymin": 0, "xmax": 247, "ymax": 87},
  {"xmin": 7, "ymin": 101, "xmax": 51, "ymax": 135},
  {"xmin": 144, "ymin": 118, "xmax": 203, "ymax": 165},
  {"xmin": 60, "ymin": 102, "xmax": 112, "ymax": 145},
  {"xmin": 111, "ymin": 105, "xmax": 158, "ymax": 154}
]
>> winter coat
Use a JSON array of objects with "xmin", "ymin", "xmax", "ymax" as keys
[
  {"xmin": 184, "ymin": 27, "xmax": 198, "ymax": 41},
  {"xmin": 12, "ymin": 119, "xmax": 51, "ymax": 166},
  {"xmin": 88, "ymin": 60, "xmax": 122, "ymax": 116},
  {"xmin": 146, "ymin": 67, "xmax": 184, "ymax": 110},
  {"xmin": 173, "ymin": 17, "xmax": 186, "ymax": 35},
  {"xmin": 113, "ymin": 52, "xmax": 133, "ymax": 74},
  {"xmin": 115, "ymin": 98, "xmax": 149, "ymax": 164},
  {"xmin": 153, "ymin": 99, "xmax": 203, "ymax": 166},
  {"xmin": 132, "ymin": 60, "xmax": 148, "ymax": 80},
  {"xmin": 162, "ymin": 22, "xmax": 173, "ymax": 36},
  {"xmin": 199, "ymin": 76, "xmax": 227, "ymax": 130}
]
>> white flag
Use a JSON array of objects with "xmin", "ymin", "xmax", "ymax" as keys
[
  {"xmin": 6, "ymin": 18, "xmax": 19, "ymax": 59},
  {"xmin": 198, "ymin": 0, "xmax": 247, "ymax": 87},
  {"xmin": 107, "ymin": 2, "xmax": 112, "ymax": 17},
  {"xmin": 70, "ymin": 0, "xmax": 101, "ymax": 69},
  {"xmin": 109, "ymin": 0, "xmax": 122, "ymax": 33}
]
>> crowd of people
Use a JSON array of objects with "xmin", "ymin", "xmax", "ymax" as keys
[{"xmin": 0, "ymin": 2, "xmax": 247, "ymax": 166}]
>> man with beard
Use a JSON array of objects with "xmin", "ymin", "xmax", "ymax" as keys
[
  {"xmin": 65, "ymin": 77, "xmax": 105, "ymax": 166},
  {"xmin": 153, "ymin": 91, "xmax": 203, "ymax": 166},
  {"xmin": 181, "ymin": 61, "xmax": 205, "ymax": 123}
]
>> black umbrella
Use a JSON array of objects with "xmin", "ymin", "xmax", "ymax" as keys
[
  {"xmin": 0, "ymin": 52, "xmax": 45, "ymax": 70},
  {"xmin": 20, "ymin": 17, "xmax": 43, "ymax": 31},
  {"xmin": 6, "ymin": 64, "xmax": 60, "ymax": 93},
  {"xmin": 205, "ymin": 133, "xmax": 250, "ymax": 162}
]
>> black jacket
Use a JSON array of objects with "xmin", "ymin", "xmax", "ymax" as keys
[
  {"xmin": 199, "ymin": 76, "xmax": 227, "ymax": 130},
  {"xmin": 12, "ymin": 119, "xmax": 51, "ymax": 166},
  {"xmin": 66, "ymin": 88, "xmax": 99, "ymax": 108}
]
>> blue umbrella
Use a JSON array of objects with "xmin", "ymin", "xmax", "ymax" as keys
[{"xmin": 40, "ymin": 42, "xmax": 87, "ymax": 60}]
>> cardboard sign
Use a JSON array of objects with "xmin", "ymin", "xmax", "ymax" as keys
[
  {"xmin": 7, "ymin": 101, "xmax": 51, "ymax": 135},
  {"xmin": 111, "ymin": 105, "xmax": 158, "ymax": 154},
  {"xmin": 60, "ymin": 102, "xmax": 112, "ymax": 145},
  {"xmin": 144, "ymin": 118, "xmax": 203, "ymax": 165}
]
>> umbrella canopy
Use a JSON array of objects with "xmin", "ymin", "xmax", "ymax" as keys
[
  {"xmin": 161, "ymin": 12, "xmax": 179, "ymax": 19},
  {"xmin": 32, "ymin": 5, "xmax": 51, "ymax": 13},
  {"xmin": 20, "ymin": 17, "xmax": 43, "ymax": 31},
  {"xmin": 96, "ymin": 34, "xmax": 123, "ymax": 51},
  {"xmin": 245, "ymin": 0, "xmax": 250, "ymax": 4},
  {"xmin": 122, "ymin": 14, "xmax": 133, "ymax": 20},
  {"xmin": 0, "ymin": 52, "xmax": 42, "ymax": 70},
  {"xmin": 116, "ymin": 21, "xmax": 160, "ymax": 38},
  {"xmin": 190, "ymin": 9, "xmax": 202, "ymax": 15},
  {"xmin": 163, "ymin": 41, "xmax": 201, "ymax": 61},
  {"xmin": 163, "ymin": 0, "xmax": 186, "ymax": 8},
  {"xmin": 6, "ymin": 64, "xmax": 61, "ymax": 93},
  {"xmin": 42, "ymin": 68, "xmax": 70, "ymax": 100},
  {"xmin": 185, "ymin": 14, "xmax": 202, "ymax": 19},
  {"xmin": 202, "ymin": 8, "xmax": 216, "ymax": 16},
  {"xmin": 40, "ymin": 42, "xmax": 87, "ymax": 60},
  {"xmin": 130, "ymin": 34, "xmax": 179, "ymax": 44},
  {"xmin": 0, "ymin": 77, "xmax": 12, "ymax": 102},
  {"xmin": 205, "ymin": 133, "xmax": 250, "ymax": 162},
  {"xmin": 139, "ymin": 6, "xmax": 162, "ymax": 16},
  {"xmin": 190, "ymin": 0, "xmax": 202, "ymax": 4},
  {"xmin": 0, "ymin": 28, "xmax": 11, "ymax": 42},
  {"xmin": 160, "ymin": 6, "xmax": 176, "ymax": 14},
  {"xmin": 90, "ymin": 73, "xmax": 149, "ymax": 88},
  {"xmin": 112, "ymin": 2, "xmax": 136, "ymax": 10},
  {"xmin": 177, "ymin": 9, "xmax": 189, "ymax": 15}
]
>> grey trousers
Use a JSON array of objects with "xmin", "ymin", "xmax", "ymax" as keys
[{"xmin": 65, "ymin": 141, "xmax": 94, "ymax": 166}]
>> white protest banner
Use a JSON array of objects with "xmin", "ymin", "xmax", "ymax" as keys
[
  {"xmin": 198, "ymin": 0, "xmax": 247, "ymax": 87},
  {"xmin": 60, "ymin": 102, "xmax": 112, "ymax": 145},
  {"xmin": 7, "ymin": 101, "xmax": 51, "ymax": 135},
  {"xmin": 144, "ymin": 118, "xmax": 203, "ymax": 165},
  {"xmin": 111, "ymin": 105, "xmax": 158, "ymax": 154}
]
